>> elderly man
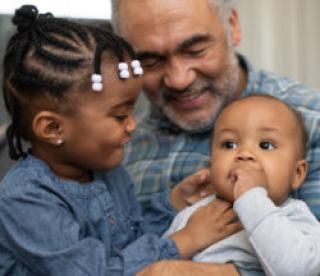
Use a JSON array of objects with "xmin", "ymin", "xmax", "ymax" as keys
[{"xmin": 111, "ymin": 0, "xmax": 320, "ymax": 274}]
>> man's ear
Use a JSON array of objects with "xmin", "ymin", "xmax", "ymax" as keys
[
  {"xmin": 292, "ymin": 159, "xmax": 308, "ymax": 189},
  {"xmin": 229, "ymin": 9, "xmax": 242, "ymax": 47},
  {"xmin": 32, "ymin": 111, "xmax": 65, "ymax": 146}
]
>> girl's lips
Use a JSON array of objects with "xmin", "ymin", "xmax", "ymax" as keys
[{"xmin": 122, "ymin": 137, "xmax": 132, "ymax": 144}]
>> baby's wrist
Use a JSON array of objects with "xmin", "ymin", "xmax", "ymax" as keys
[
  {"xmin": 233, "ymin": 184, "xmax": 265, "ymax": 200},
  {"xmin": 234, "ymin": 187, "xmax": 267, "ymax": 205},
  {"xmin": 233, "ymin": 186, "xmax": 252, "ymax": 200}
]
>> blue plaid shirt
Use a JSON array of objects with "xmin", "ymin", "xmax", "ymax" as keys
[{"xmin": 124, "ymin": 55, "xmax": 320, "ymax": 220}]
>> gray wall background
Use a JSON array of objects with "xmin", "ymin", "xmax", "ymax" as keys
[
  {"xmin": 0, "ymin": 15, "xmax": 13, "ymax": 125},
  {"xmin": 236, "ymin": 0, "xmax": 320, "ymax": 90}
]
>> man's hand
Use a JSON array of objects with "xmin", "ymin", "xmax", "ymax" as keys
[
  {"xmin": 170, "ymin": 198, "xmax": 242, "ymax": 258},
  {"xmin": 171, "ymin": 168, "xmax": 215, "ymax": 211},
  {"xmin": 136, "ymin": 260, "xmax": 239, "ymax": 276}
]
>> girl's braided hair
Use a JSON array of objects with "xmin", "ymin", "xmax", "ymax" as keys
[{"xmin": 3, "ymin": 5, "xmax": 136, "ymax": 160}]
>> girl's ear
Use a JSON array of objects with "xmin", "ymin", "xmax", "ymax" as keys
[
  {"xmin": 291, "ymin": 159, "xmax": 308, "ymax": 189},
  {"xmin": 32, "ymin": 111, "xmax": 65, "ymax": 146}
]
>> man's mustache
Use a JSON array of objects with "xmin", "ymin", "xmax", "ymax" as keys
[{"xmin": 160, "ymin": 81, "xmax": 222, "ymax": 100}]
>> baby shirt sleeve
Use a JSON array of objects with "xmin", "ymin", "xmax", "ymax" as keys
[{"xmin": 234, "ymin": 187, "xmax": 320, "ymax": 276}]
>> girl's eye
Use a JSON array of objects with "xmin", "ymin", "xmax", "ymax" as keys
[
  {"xmin": 259, "ymin": 141, "xmax": 275, "ymax": 150},
  {"xmin": 222, "ymin": 141, "xmax": 237, "ymax": 149},
  {"xmin": 114, "ymin": 115, "xmax": 128, "ymax": 121}
]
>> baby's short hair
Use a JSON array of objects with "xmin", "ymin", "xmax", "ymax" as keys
[{"xmin": 212, "ymin": 94, "xmax": 308, "ymax": 158}]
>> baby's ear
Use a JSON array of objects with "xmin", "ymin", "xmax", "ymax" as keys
[
  {"xmin": 32, "ymin": 111, "xmax": 65, "ymax": 146},
  {"xmin": 291, "ymin": 159, "xmax": 308, "ymax": 189}
]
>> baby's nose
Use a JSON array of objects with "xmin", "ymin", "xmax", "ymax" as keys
[{"xmin": 235, "ymin": 149, "xmax": 256, "ymax": 162}]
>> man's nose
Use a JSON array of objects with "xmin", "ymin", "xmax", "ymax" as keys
[{"xmin": 163, "ymin": 57, "xmax": 196, "ymax": 90}]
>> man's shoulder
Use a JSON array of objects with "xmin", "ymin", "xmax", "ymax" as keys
[
  {"xmin": 241, "ymin": 55, "xmax": 307, "ymax": 95},
  {"xmin": 252, "ymin": 69, "xmax": 310, "ymax": 93},
  {"xmin": 249, "ymin": 69, "xmax": 320, "ymax": 109}
]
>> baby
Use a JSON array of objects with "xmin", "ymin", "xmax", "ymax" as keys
[{"xmin": 165, "ymin": 94, "xmax": 320, "ymax": 276}]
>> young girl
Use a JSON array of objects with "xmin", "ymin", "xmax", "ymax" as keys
[{"xmin": 0, "ymin": 5, "xmax": 241, "ymax": 275}]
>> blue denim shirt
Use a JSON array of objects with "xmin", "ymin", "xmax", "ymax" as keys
[
  {"xmin": 124, "ymin": 54, "xmax": 320, "ymax": 220},
  {"xmin": 0, "ymin": 155, "xmax": 179, "ymax": 275}
]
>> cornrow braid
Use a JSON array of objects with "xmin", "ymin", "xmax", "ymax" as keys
[
  {"xmin": 3, "ymin": 5, "xmax": 137, "ymax": 160},
  {"xmin": 89, "ymin": 25, "xmax": 136, "ymax": 76}
]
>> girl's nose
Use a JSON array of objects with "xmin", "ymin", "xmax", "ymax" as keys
[{"xmin": 126, "ymin": 115, "xmax": 137, "ymax": 133}]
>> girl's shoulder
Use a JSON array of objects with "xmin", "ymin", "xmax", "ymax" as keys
[{"xmin": 0, "ymin": 154, "xmax": 57, "ymax": 198}]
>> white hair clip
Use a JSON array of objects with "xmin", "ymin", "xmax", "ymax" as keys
[
  {"xmin": 91, "ymin": 74, "xmax": 103, "ymax": 92},
  {"xmin": 118, "ymin": 62, "xmax": 130, "ymax": 79},
  {"xmin": 131, "ymin": 60, "xmax": 143, "ymax": 76}
]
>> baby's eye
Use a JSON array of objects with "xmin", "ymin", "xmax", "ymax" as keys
[
  {"xmin": 259, "ymin": 141, "xmax": 275, "ymax": 150},
  {"xmin": 222, "ymin": 141, "xmax": 237, "ymax": 149}
]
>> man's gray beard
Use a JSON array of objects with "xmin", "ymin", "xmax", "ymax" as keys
[{"xmin": 160, "ymin": 51, "xmax": 241, "ymax": 134}]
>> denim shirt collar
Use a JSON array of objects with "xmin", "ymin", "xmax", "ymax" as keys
[{"xmin": 21, "ymin": 153, "xmax": 108, "ymax": 196}]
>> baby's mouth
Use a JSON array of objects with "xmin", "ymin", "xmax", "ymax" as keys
[{"xmin": 228, "ymin": 171, "xmax": 238, "ymax": 183}]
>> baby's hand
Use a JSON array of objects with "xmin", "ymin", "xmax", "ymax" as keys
[
  {"xmin": 229, "ymin": 163, "xmax": 268, "ymax": 200},
  {"xmin": 169, "ymin": 198, "xmax": 242, "ymax": 259}
]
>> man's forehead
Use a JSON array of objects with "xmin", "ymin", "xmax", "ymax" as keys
[
  {"xmin": 117, "ymin": 0, "xmax": 217, "ymax": 35},
  {"xmin": 117, "ymin": 0, "xmax": 219, "ymax": 51},
  {"xmin": 118, "ymin": 0, "xmax": 211, "ymax": 14}
]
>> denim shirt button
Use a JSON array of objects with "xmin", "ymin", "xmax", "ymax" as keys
[{"xmin": 109, "ymin": 216, "xmax": 116, "ymax": 225}]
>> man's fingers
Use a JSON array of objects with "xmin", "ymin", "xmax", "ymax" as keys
[
  {"xmin": 197, "ymin": 168, "xmax": 210, "ymax": 183},
  {"xmin": 180, "ymin": 168, "xmax": 211, "ymax": 197},
  {"xmin": 220, "ymin": 208, "xmax": 238, "ymax": 224},
  {"xmin": 199, "ymin": 185, "xmax": 215, "ymax": 197},
  {"xmin": 208, "ymin": 198, "xmax": 232, "ymax": 213},
  {"xmin": 224, "ymin": 222, "xmax": 243, "ymax": 236}
]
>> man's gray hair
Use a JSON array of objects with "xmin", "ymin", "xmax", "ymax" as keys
[
  {"xmin": 210, "ymin": 0, "xmax": 234, "ymax": 25},
  {"xmin": 111, "ymin": 0, "xmax": 234, "ymax": 33}
]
